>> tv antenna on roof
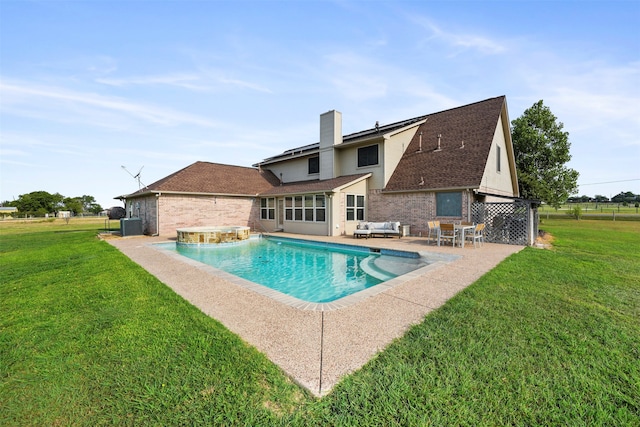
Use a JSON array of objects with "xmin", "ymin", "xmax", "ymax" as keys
[{"xmin": 121, "ymin": 165, "xmax": 147, "ymax": 190}]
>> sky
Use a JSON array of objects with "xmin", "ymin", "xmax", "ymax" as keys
[{"xmin": 1, "ymin": 0, "xmax": 639, "ymax": 210}]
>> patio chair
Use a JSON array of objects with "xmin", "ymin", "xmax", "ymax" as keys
[
  {"xmin": 466, "ymin": 223, "xmax": 485, "ymax": 248},
  {"xmin": 438, "ymin": 223, "xmax": 456, "ymax": 247},
  {"xmin": 426, "ymin": 220, "xmax": 441, "ymax": 245}
]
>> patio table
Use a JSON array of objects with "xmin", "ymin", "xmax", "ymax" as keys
[{"xmin": 455, "ymin": 224, "xmax": 475, "ymax": 248}]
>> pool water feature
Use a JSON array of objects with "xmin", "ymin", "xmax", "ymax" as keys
[
  {"xmin": 176, "ymin": 226, "xmax": 251, "ymax": 244},
  {"xmin": 157, "ymin": 236, "xmax": 434, "ymax": 303}
]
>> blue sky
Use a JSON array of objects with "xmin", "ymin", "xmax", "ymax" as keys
[{"xmin": 1, "ymin": 0, "xmax": 638, "ymax": 209}]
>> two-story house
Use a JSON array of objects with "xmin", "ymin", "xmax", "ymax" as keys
[{"xmin": 117, "ymin": 95, "xmax": 520, "ymax": 239}]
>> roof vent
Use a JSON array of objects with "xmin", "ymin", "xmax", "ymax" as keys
[
  {"xmin": 434, "ymin": 134, "xmax": 442, "ymax": 151},
  {"xmin": 417, "ymin": 131, "xmax": 423, "ymax": 152},
  {"xmin": 375, "ymin": 121, "xmax": 380, "ymax": 132},
  {"xmin": 460, "ymin": 140, "xmax": 465, "ymax": 149}
]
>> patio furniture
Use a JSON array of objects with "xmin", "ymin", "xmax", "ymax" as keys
[
  {"xmin": 368, "ymin": 221, "xmax": 401, "ymax": 238},
  {"xmin": 454, "ymin": 223, "xmax": 476, "ymax": 248},
  {"xmin": 426, "ymin": 220, "xmax": 441, "ymax": 245},
  {"xmin": 438, "ymin": 223, "xmax": 457, "ymax": 246},
  {"xmin": 353, "ymin": 221, "xmax": 401, "ymax": 238},
  {"xmin": 466, "ymin": 223, "xmax": 486, "ymax": 248},
  {"xmin": 353, "ymin": 228, "xmax": 371, "ymax": 238}
]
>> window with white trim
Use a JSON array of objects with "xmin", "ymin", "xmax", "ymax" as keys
[
  {"xmin": 284, "ymin": 194, "xmax": 326, "ymax": 222},
  {"xmin": 304, "ymin": 195, "xmax": 314, "ymax": 221},
  {"xmin": 346, "ymin": 194, "xmax": 365, "ymax": 221},
  {"xmin": 260, "ymin": 198, "xmax": 275, "ymax": 220},
  {"xmin": 294, "ymin": 196, "xmax": 303, "ymax": 221},
  {"xmin": 285, "ymin": 197, "xmax": 293, "ymax": 220}
]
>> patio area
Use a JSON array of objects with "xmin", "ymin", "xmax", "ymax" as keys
[{"xmin": 107, "ymin": 233, "xmax": 523, "ymax": 396}]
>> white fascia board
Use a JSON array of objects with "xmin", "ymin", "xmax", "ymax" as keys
[
  {"xmin": 384, "ymin": 119, "xmax": 427, "ymax": 138},
  {"xmin": 332, "ymin": 173, "xmax": 373, "ymax": 192}
]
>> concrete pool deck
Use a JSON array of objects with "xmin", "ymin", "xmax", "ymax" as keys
[{"xmin": 106, "ymin": 233, "xmax": 524, "ymax": 397}]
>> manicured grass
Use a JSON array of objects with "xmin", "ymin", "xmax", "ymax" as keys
[
  {"xmin": 1, "ymin": 219, "xmax": 638, "ymax": 425},
  {"xmin": 539, "ymin": 203, "xmax": 640, "ymax": 215},
  {"xmin": 539, "ymin": 203, "xmax": 640, "ymax": 221},
  {"xmin": 308, "ymin": 220, "xmax": 639, "ymax": 425},
  {"xmin": 0, "ymin": 223, "xmax": 306, "ymax": 425},
  {"xmin": 0, "ymin": 217, "xmax": 113, "ymax": 235}
]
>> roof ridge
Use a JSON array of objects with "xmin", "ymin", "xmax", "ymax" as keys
[
  {"xmin": 260, "ymin": 96, "xmax": 506, "ymax": 162},
  {"xmin": 194, "ymin": 160, "xmax": 259, "ymax": 170},
  {"xmin": 344, "ymin": 95, "xmax": 505, "ymax": 139}
]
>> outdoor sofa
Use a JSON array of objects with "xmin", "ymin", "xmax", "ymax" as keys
[{"xmin": 353, "ymin": 221, "xmax": 402, "ymax": 238}]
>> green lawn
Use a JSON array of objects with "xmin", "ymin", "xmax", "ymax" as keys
[
  {"xmin": 539, "ymin": 203, "xmax": 640, "ymax": 221},
  {"xmin": 1, "ymin": 218, "xmax": 638, "ymax": 425}
]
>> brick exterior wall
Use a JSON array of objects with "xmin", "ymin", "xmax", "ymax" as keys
[
  {"xmin": 131, "ymin": 195, "xmax": 158, "ymax": 235},
  {"xmin": 128, "ymin": 194, "xmax": 260, "ymax": 237},
  {"xmin": 129, "ymin": 190, "xmax": 476, "ymax": 238},
  {"xmin": 367, "ymin": 189, "xmax": 473, "ymax": 237}
]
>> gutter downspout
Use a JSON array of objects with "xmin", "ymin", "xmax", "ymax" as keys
[
  {"xmin": 325, "ymin": 192, "xmax": 332, "ymax": 236},
  {"xmin": 154, "ymin": 193, "xmax": 160, "ymax": 236}
]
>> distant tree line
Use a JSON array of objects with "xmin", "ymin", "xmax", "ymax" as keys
[
  {"xmin": 567, "ymin": 191, "xmax": 640, "ymax": 205},
  {"xmin": 1, "ymin": 191, "xmax": 103, "ymax": 216}
]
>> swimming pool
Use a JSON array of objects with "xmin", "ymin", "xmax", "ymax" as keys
[{"xmin": 156, "ymin": 236, "xmax": 435, "ymax": 303}]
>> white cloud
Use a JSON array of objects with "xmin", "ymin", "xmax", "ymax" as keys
[
  {"xmin": 321, "ymin": 53, "xmax": 389, "ymax": 101},
  {"xmin": 85, "ymin": 55, "xmax": 119, "ymax": 75},
  {"xmin": 96, "ymin": 73, "xmax": 212, "ymax": 91},
  {"xmin": 0, "ymin": 79, "xmax": 219, "ymax": 128},
  {"xmin": 217, "ymin": 77, "xmax": 273, "ymax": 93},
  {"xmin": 0, "ymin": 148, "xmax": 28, "ymax": 157},
  {"xmin": 0, "ymin": 132, "xmax": 54, "ymax": 149},
  {"xmin": 33, "ymin": 54, "xmax": 119, "ymax": 77},
  {"xmin": 97, "ymin": 68, "xmax": 275, "ymax": 94},
  {"xmin": 410, "ymin": 16, "xmax": 507, "ymax": 55},
  {"xmin": 514, "ymin": 60, "xmax": 640, "ymax": 145}
]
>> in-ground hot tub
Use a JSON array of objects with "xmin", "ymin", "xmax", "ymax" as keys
[{"xmin": 176, "ymin": 226, "xmax": 251, "ymax": 244}]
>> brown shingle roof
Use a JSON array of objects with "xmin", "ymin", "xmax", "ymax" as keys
[
  {"xmin": 122, "ymin": 97, "xmax": 507, "ymax": 199},
  {"xmin": 127, "ymin": 161, "xmax": 280, "ymax": 196},
  {"xmin": 385, "ymin": 96, "xmax": 506, "ymax": 192}
]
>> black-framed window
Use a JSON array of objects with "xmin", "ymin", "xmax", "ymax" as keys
[
  {"xmin": 436, "ymin": 192, "xmax": 462, "ymax": 217},
  {"xmin": 284, "ymin": 194, "xmax": 326, "ymax": 222},
  {"xmin": 346, "ymin": 194, "xmax": 365, "ymax": 221},
  {"xmin": 260, "ymin": 198, "xmax": 275, "ymax": 220},
  {"xmin": 496, "ymin": 146, "xmax": 501, "ymax": 172},
  {"xmin": 308, "ymin": 156, "xmax": 319, "ymax": 174},
  {"xmin": 357, "ymin": 144, "xmax": 378, "ymax": 167}
]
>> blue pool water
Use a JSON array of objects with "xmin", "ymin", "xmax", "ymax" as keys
[{"xmin": 156, "ymin": 236, "xmax": 431, "ymax": 303}]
